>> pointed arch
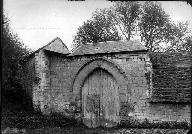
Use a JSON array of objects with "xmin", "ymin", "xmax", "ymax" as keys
[{"xmin": 72, "ymin": 58, "xmax": 130, "ymax": 95}]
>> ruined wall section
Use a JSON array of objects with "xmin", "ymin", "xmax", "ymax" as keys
[{"xmin": 32, "ymin": 50, "xmax": 51, "ymax": 114}]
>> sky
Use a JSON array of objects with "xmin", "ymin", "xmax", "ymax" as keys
[{"xmin": 3, "ymin": 0, "xmax": 192, "ymax": 51}]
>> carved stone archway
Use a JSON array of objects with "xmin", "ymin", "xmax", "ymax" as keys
[
  {"xmin": 72, "ymin": 58, "xmax": 130, "ymax": 95},
  {"xmin": 72, "ymin": 58, "xmax": 131, "ymax": 127}
]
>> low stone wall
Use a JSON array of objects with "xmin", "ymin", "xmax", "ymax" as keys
[{"xmin": 31, "ymin": 50, "xmax": 52, "ymax": 114}]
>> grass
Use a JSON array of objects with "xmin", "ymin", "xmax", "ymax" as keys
[
  {"xmin": 2, "ymin": 112, "xmax": 191, "ymax": 134},
  {"xmin": 1, "ymin": 111, "xmax": 78, "ymax": 130},
  {"xmin": 1, "ymin": 101, "xmax": 191, "ymax": 134},
  {"xmin": 26, "ymin": 127, "xmax": 190, "ymax": 134}
]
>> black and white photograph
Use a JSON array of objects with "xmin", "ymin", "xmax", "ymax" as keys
[{"xmin": 2, "ymin": 0, "xmax": 192, "ymax": 133}]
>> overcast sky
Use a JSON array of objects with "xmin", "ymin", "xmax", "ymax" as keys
[{"xmin": 4, "ymin": 0, "xmax": 192, "ymax": 51}]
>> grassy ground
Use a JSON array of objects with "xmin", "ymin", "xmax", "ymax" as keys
[
  {"xmin": 4, "ymin": 126, "xmax": 190, "ymax": 134},
  {"xmin": 2, "ymin": 113, "xmax": 190, "ymax": 134},
  {"xmin": 2, "ymin": 121, "xmax": 190, "ymax": 134},
  {"xmin": 1, "ymin": 100, "xmax": 191, "ymax": 134}
]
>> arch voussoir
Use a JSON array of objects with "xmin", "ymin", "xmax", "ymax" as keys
[{"xmin": 72, "ymin": 58, "xmax": 129, "ymax": 95}]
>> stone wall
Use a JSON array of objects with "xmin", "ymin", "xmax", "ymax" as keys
[
  {"xmin": 32, "ymin": 50, "xmax": 51, "ymax": 114},
  {"xmin": 46, "ymin": 51, "xmax": 153, "ymax": 120}
]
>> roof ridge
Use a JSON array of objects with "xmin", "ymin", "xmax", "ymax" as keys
[{"xmin": 70, "ymin": 40, "xmax": 147, "ymax": 56}]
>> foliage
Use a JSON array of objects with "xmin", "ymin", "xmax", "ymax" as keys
[
  {"xmin": 139, "ymin": 1, "xmax": 171, "ymax": 52},
  {"xmin": 111, "ymin": 1, "xmax": 141, "ymax": 40},
  {"xmin": 72, "ymin": 1, "xmax": 141, "ymax": 49},
  {"xmin": 149, "ymin": 52, "xmax": 191, "ymax": 103},
  {"xmin": 73, "ymin": 1, "xmax": 191, "ymax": 53},
  {"xmin": 132, "ymin": 1, "xmax": 191, "ymax": 53},
  {"xmin": 2, "ymin": 111, "xmax": 190, "ymax": 132},
  {"xmin": 1, "ymin": 111, "xmax": 77, "ymax": 130},
  {"xmin": 2, "ymin": 14, "xmax": 32, "ymax": 107},
  {"xmin": 165, "ymin": 21, "xmax": 192, "ymax": 53},
  {"xmin": 72, "ymin": 8, "xmax": 121, "ymax": 49}
]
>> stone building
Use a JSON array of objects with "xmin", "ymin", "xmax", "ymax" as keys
[{"xmin": 22, "ymin": 37, "xmax": 191, "ymax": 128}]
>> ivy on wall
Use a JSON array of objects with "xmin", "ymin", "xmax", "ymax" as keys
[{"xmin": 150, "ymin": 52, "xmax": 191, "ymax": 102}]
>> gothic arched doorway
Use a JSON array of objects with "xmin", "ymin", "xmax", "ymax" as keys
[{"xmin": 82, "ymin": 68, "xmax": 120, "ymax": 128}]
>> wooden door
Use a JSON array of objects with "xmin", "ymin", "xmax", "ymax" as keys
[{"xmin": 82, "ymin": 69, "xmax": 120, "ymax": 128}]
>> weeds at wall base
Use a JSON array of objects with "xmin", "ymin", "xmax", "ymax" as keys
[
  {"xmin": 119, "ymin": 117, "xmax": 190, "ymax": 130},
  {"xmin": 2, "ymin": 111, "xmax": 190, "ymax": 130}
]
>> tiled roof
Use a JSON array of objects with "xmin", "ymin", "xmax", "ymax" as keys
[{"xmin": 70, "ymin": 40, "xmax": 147, "ymax": 56}]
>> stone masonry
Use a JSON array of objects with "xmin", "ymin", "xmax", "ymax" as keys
[{"xmin": 22, "ymin": 38, "xmax": 191, "ymax": 124}]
